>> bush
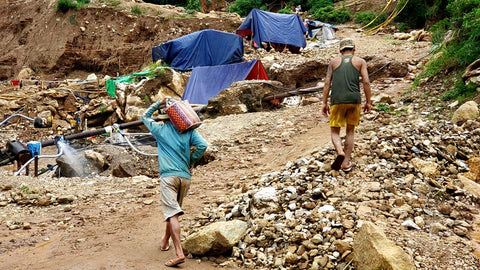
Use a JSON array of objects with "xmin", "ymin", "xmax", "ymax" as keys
[
  {"xmin": 308, "ymin": 0, "xmax": 351, "ymax": 24},
  {"xmin": 131, "ymin": 4, "xmax": 146, "ymax": 15},
  {"xmin": 312, "ymin": 6, "xmax": 351, "ymax": 24},
  {"xmin": 355, "ymin": 11, "xmax": 376, "ymax": 25},
  {"xmin": 57, "ymin": 0, "xmax": 77, "ymax": 12},
  {"xmin": 355, "ymin": 10, "xmax": 387, "ymax": 27},
  {"xmin": 57, "ymin": 0, "xmax": 90, "ymax": 13},
  {"xmin": 229, "ymin": 0, "xmax": 264, "ymax": 17},
  {"xmin": 186, "ymin": 0, "xmax": 200, "ymax": 11}
]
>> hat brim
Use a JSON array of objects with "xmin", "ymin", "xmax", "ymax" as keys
[{"xmin": 340, "ymin": 46, "xmax": 355, "ymax": 50}]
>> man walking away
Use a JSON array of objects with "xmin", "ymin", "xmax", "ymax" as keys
[
  {"xmin": 322, "ymin": 38, "xmax": 372, "ymax": 172},
  {"xmin": 141, "ymin": 99, "xmax": 207, "ymax": 267}
]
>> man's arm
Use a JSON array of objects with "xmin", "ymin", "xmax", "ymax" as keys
[
  {"xmin": 322, "ymin": 62, "xmax": 333, "ymax": 117},
  {"xmin": 190, "ymin": 131, "xmax": 207, "ymax": 165},
  {"xmin": 141, "ymin": 100, "xmax": 163, "ymax": 132},
  {"xmin": 359, "ymin": 59, "xmax": 372, "ymax": 113}
]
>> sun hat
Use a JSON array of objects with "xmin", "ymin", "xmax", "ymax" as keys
[{"xmin": 339, "ymin": 38, "xmax": 355, "ymax": 51}]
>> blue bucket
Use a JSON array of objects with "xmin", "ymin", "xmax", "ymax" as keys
[{"xmin": 27, "ymin": 141, "xmax": 41, "ymax": 157}]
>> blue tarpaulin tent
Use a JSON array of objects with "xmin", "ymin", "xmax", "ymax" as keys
[
  {"xmin": 182, "ymin": 59, "xmax": 269, "ymax": 105},
  {"xmin": 151, "ymin": 29, "xmax": 244, "ymax": 71},
  {"xmin": 236, "ymin": 9, "xmax": 307, "ymax": 50}
]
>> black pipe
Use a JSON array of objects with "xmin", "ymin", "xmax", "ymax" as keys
[{"xmin": 41, "ymin": 116, "xmax": 164, "ymax": 147}]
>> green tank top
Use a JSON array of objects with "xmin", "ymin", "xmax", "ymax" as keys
[{"xmin": 330, "ymin": 55, "xmax": 361, "ymax": 105}]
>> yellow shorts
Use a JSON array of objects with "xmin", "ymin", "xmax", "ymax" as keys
[{"xmin": 329, "ymin": 104, "xmax": 361, "ymax": 127}]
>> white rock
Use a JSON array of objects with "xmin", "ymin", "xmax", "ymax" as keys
[
  {"xmin": 401, "ymin": 220, "xmax": 421, "ymax": 230},
  {"xmin": 318, "ymin": 205, "xmax": 335, "ymax": 213}
]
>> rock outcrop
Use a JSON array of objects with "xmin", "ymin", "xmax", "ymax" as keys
[{"xmin": 353, "ymin": 222, "xmax": 415, "ymax": 270}]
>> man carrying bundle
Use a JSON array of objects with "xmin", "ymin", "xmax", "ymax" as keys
[{"xmin": 141, "ymin": 98, "xmax": 207, "ymax": 267}]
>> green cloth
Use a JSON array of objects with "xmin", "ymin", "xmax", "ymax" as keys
[
  {"xmin": 330, "ymin": 55, "xmax": 361, "ymax": 105},
  {"xmin": 106, "ymin": 70, "xmax": 152, "ymax": 98}
]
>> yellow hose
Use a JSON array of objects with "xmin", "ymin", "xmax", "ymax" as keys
[
  {"xmin": 364, "ymin": 0, "xmax": 410, "ymax": 35},
  {"xmin": 359, "ymin": 0, "xmax": 393, "ymax": 30}
]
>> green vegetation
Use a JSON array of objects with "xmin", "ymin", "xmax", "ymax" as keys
[
  {"xmin": 277, "ymin": 7, "xmax": 292, "ymax": 14},
  {"xmin": 20, "ymin": 184, "xmax": 38, "ymax": 194},
  {"xmin": 376, "ymin": 103, "xmax": 392, "ymax": 112},
  {"xmin": 355, "ymin": 10, "xmax": 388, "ymax": 27},
  {"xmin": 69, "ymin": 13, "xmax": 78, "ymax": 25},
  {"xmin": 308, "ymin": 0, "xmax": 351, "ymax": 24},
  {"xmin": 57, "ymin": 0, "xmax": 90, "ymax": 13},
  {"xmin": 417, "ymin": 0, "xmax": 480, "ymax": 101},
  {"xmin": 131, "ymin": 4, "xmax": 147, "ymax": 15},
  {"xmin": 99, "ymin": 105, "xmax": 107, "ymax": 113},
  {"xmin": 99, "ymin": 0, "xmax": 121, "ymax": 6},
  {"xmin": 229, "ymin": 0, "xmax": 264, "ymax": 17},
  {"xmin": 186, "ymin": 0, "xmax": 201, "ymax": 11}
]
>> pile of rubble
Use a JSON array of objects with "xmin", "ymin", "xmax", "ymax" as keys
[{"xmin": 183, "ymin": 101, "xmax": 480, "ymax": 269}]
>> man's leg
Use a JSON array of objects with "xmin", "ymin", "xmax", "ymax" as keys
[
  {"xmin": 168, "ymin": 214, "xmax": 185, "ymax": 261},
  {"xmin": 161, "ymin": 222, "xmax": 171, "ymax": 250},
  {"xmin": 342, "ymin": 124, "xmax": 355, "ymax": 169},
  {"xmin": 331, "ymin": 127, "xmax": 345, "ymax": 156}
]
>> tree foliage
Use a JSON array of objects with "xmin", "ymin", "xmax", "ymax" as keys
[{"xmin": 229, "ymin": 0, "xmax": 264, "ymax": 17}]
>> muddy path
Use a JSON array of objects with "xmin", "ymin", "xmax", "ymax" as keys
[{"xmin": 0, "ymin": 104, "xmax": 331, "ymax": 269}]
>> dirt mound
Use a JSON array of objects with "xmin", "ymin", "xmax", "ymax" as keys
[{"xmin": 0, "ymin": 0, "xmax": 241, "ymax": 80}]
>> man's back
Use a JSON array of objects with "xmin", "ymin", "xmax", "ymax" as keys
[{"xmin": 330, "ymin": 55, "xmax": 364, "ymax": 72}]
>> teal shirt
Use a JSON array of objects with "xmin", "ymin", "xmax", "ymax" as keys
[{"xmin": 141, "ymin": 101, "xmax": 207, "ymax": 179}]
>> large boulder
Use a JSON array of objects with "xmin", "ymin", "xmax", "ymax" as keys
[
  {"xmin": 183, "ymin": 220, "xmax": 248, "ymax": 255},
  {"xmin": 205, "ymin": 80, "xmax": 283, "ymax": 117},
  {"xmin": 265, "ymin": 59, "xmax": 328, "ymax": 88},
  {"xmin": 389, "ymin": 60, "xmax": 408, "ymax": 77},
  {"xmin": 458, "ymin": 174, "xmax": 480, "ymax": 197},
  {"xmin": 354, "ymin": 221, "xmax": 415, "ymax": 270},
  {"xmin": 451, "ymin": 101, "xmax": 479, "ymax": 124},
  {"xmin": 17, "ymin": 67, "xmax": 35, "ymax": 80},
  {"xmin": 56, "ymin": 152, "xmax": 87, "ymax": 177}
]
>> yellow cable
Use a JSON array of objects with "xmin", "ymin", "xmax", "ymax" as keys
[
  {"xmin": 364, "ymin": 0, "xmax": 409, "ymax": 35},
  {"xmin": 359, "ymin": 0, "xmax": 393, "ymax": 30}
]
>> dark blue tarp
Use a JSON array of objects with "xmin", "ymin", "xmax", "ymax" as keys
[
  {"xmin": 151, "ymin": 29, "xmax": 244, "ymax": 71},
  {"xmin": 182, "ymin": 60, "xmax": 267, "ymax": 105},
  {"xmin": 236, "ymin": 9, "xmax": 307, "ymax": 48}
]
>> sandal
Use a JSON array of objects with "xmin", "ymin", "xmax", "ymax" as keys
[
  {"xmin": 160, "ymin": 245, "xmax": 170, "ymax": 251},
  {"xmin": 165, "ymin": 258, "xmax": 185, "ymax": 267},
  {"xmin": 341, "ymin": 163, "xmax": 353, "ymax": 173},
  {"xmin": 331, "ymin": 155, "xmax": 345, "ymax": 171}
]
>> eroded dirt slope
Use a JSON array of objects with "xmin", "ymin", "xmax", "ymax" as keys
[{"xmin": 0, "ymin": 0, "xmax": 241, "ymax": 80}]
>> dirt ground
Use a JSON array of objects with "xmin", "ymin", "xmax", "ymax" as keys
[{"xmin": 0, "ymin": 1, "xmax": 479, "ymax": 270}]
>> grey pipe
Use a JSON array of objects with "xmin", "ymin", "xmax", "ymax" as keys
[{"xmin": 0, "ymin": 114, "xmax": 34, "ymax": 127}]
